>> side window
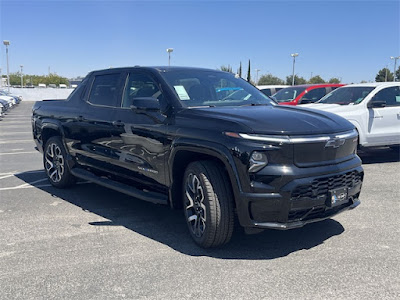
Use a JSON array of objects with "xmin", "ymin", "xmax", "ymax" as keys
[
  {"xmin": 372, "ymin": 86, "xmax": 400, "ymax": 107},
  {"xmin": 260, "ymin": 89, "xmax": 272, "ymax": 96},
  {"xmin": 122, "ymin": 73, "xmax": 162, "ymax": 108},
  {"xmin": 301, "ymin": 88, "xmax": 327, "ymax": 103},
  {"xmin": 88, "ymin": 73, "xmax": 121, "ymax": 107}
]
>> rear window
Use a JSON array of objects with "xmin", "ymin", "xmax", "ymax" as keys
[{"xmin": 88, "ymin": 73, "xmax": 121, "ymax": 107}]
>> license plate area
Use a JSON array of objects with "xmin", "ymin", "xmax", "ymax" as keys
[{"xmin": 327, "ymin": 187, "xmax": 348, "ymax": 207}]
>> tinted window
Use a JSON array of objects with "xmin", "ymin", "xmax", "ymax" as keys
[
  {"xmin": 300, "ymin": 87, "xmax": 327, "ymax": 103},
  {"xmin": 260, "ymin": 89, "xmax": 272, "ymax": 96},
  {"xmin": 272, "ymin": 87, "xmax": 307, "ymax": 103},
  {"xmin": 319, "ymin": 86, "xmax": 375, "ymax": 105},
  {"xmin": 161, "ymin": 70, "xmax": 274, "ymax": 107},
  {"xmin": 122, "ymin": 73, "xmax": 163, "ymax": 108},
  {"xmin": 372, "ymin": 86, "xmax": 400, "ymax": 107},
  {"xmin": 88, "ymin": 73, "xmax": 121, "ymax": 107}
]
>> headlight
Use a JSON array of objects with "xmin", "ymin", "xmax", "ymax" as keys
[{"xmin": 249, "ymin": 151, "xmax": 268, "ymax": 173}]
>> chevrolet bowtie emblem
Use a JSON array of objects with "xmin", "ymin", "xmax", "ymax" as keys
[{"xmin": 325, "ymin": 138, "xmax": 346, "ymax": 148}]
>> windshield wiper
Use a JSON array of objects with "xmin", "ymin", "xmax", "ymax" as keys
[{"xmin": 240, "ymin": 103, "xmax": 269, "ymax": 107}]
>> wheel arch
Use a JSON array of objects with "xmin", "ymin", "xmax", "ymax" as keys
[{"xmin": 168, "ymin": 143, "xmax": 240, "ymax": 210}]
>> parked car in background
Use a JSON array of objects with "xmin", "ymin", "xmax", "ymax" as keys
[
  {"xmin": 38, "ymin": 83, "xmax": 46, "ymax": 88},
  {"xmin": 0, "ymin": 97, "xmax": 12, "ymax": 110},
  {"xmin": 272, "ymin": 84, "xmax": 344, "ymax": 105},
  {"xmin": 257, "ymin": 85, "xmax": 289, "ymax": 97},
  {"xmin": 59, "ymin": 84, "xmax": 67, "ymax": 88},
  {"xmin": 0, "ymin": 90, "xmax": 22, "ymax": 104},
  {"xmin": 303, "ymin": 82, "xmax": 400, "ymax": 149},
  {"xmin": 0, "ymin": 102, "xmax": 4, "ymax": 117}
]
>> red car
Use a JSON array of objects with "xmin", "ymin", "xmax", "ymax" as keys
[{"xmin": 272, "ymin": 84, "xmax": 344, "ymax": 105}]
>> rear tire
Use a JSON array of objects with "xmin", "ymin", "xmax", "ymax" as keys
[
  {"xmin": 183, "ymin": 161, "xmax": 234, "ymax": 248},
  {"xmin": 43, "ymin": 137, "xmax": 75, "ymax": 188}
]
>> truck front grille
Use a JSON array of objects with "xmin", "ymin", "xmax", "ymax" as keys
[{"xmin": 291, "ymin": 171, "xmax": 363, "ymax": 199}]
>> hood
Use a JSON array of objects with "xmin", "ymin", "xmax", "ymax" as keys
[
  {"xmin": 0, "ymin": 95, "xmax": 14, "ymax": 101},
  {"xmin": 176, "ymin": 105, "xmax": 354, "ymax": 135},
  {"xmin": 302, "ymin": 103, "xmax": 358, "ymax": 113}
]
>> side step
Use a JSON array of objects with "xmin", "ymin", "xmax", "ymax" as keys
[{"xmin": 70, "ymin": 168, "xmax": 168, "ymax": 205}]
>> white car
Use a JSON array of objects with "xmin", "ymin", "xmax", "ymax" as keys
[
  {"xmin": 257, "ymin": 85, "xmax": 289, "ymax": 97},
  {"xmin": 303, "ymin": 82, "xmax": 400, "ymax": 149}
]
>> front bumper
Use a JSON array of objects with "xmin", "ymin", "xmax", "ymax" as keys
[{"xmin": 236, "ymin": 162, "xmax": 363, "ymax": 230}]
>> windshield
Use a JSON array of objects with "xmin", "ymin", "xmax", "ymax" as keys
[
  {"xmin": 161, "ymin": 70, "xmax": 275, "ymax": 107},
  {"xmin": 318, "ymin": 86, "xmax": 375, "ymax": 105},
  {"xmin": 272, "ymin": 86, "xmax": 307, "ymax": 103}
]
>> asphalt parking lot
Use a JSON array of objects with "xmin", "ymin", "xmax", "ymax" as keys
[{"xmin": 1, "ymin": 102, "xmax": 399, "ymax": 300}]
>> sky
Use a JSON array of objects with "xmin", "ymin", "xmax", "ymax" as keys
[{"xmin": 0, "ymin": 0, "xmax": 399, "ymax": 83}]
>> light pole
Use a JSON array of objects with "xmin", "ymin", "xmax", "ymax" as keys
[
  {"xmin": 166, "ymin": 48, "xmax": 174, "ymax": 66},
  {"xmin": 3, "ymin": 40, "xmax": 10, "ymax": 91},
  {"xmin": 0, "ymin": 67, "xmax": 2, "ymax": 88},
  {"xmin": 291, "ymin": 53, "xmax": 299, "ymax": 86},
  {"xmin": 255, "ymin": 69, "xmax": 260, "ymax": 85},
  {"xmin": 390, "ymin": 56, "xmax": 400, "ymax": 82},
  {"xmin": 20, "ymin": 65, "xmax": 23, "ymax": 87}
]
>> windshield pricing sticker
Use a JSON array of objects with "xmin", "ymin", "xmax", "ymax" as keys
[{"xmin": 174, "ymin": 85, "xmax": 190, "ymax": 100}]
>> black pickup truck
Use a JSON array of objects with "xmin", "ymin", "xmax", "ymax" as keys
[{"xmin": 32, "ymin": 67, "xmax": 363, "ymax": 248}]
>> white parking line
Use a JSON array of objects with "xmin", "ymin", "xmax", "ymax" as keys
[
  {"xmin": 0, "ymin": 151, "xmax": 38, "ymax": 155},
  {"xmin": 0, "ymin": 139, "xmax": 33, "ymax": 144},
  {"xmin": 0, "ymin": 170, "xmax": 44, "ymax": 176},
  {"xmin": 0, "ymin": 181, "xmax": 89, "ymax": 191},
  {"xmin": 0, "ymin": 132, "xmax": 32, "ymax": 135}
]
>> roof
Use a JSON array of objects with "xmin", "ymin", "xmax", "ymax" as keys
[
  {"xmin": 90, "ymin": 66, "xmax": 226, "ymax": 74},
  {"xmin": 338, "ymin": 82, "xmax": 400, "ymax": 88}
]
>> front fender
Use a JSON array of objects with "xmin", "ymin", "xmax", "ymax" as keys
[{"xmin": 168, "ymin": 138, "xmax": 243, "ymax": 209}]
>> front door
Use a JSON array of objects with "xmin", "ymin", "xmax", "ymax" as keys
[
  {"xmin": 106, "ymin": 71, "xmax": 171, "ymax": 193},
  {"xmin": 367, "ymin": 86, "xmax": 400, "ymax": 146}
]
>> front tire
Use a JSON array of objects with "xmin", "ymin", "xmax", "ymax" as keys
[
  {"xmin": 183, "ymin": 161, "xmax": 234, "ymax": 248},
  {"xmin": 43, "ymin": 137, "xmax": 75, "ymax": 188}
]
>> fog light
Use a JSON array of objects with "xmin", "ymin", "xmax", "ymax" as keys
[{"xmin": 249, "ymin": 151, "xmax": 268, "ymax": 173}]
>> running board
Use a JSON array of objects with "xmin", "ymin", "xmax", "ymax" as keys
[{"xmin": 70, "ymin": 168, "xmax": 168, "ymax": 205}]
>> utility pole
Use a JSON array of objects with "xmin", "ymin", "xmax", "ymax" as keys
[{"xmin": 291, "ymin": 53, "xmax": 299, "ymax": 86}]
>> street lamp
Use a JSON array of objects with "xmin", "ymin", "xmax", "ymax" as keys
[
  {"xmin": 290, "ymin": 53, "xmax": 299, "ymax": 86},
  {"xmin": 255, "ymin": 69, "xmax": 260, "ymax": 85},
  {"xmin": 166, "ymin": 48, "xmax": 174, "ymax": 66},
  {"xmin": 3, "ymin": 40, "xmax": 10, "ymax": 91},
  {"xmin": 390, "ymin": 56, "xmax": 400, "ymax": 82},
  {"xmin": 20, "ymin": 65, "xmax": 23, "ymax": 87}
]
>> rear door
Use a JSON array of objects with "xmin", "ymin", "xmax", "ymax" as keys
[
  {"xmin": 77, "ymin": 71, "xmax": 125, "ymax": 171},
  {"xmin": 367, "ymin": 86, "xmax": 400, "ymax": 146}
]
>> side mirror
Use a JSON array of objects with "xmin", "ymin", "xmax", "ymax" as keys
[
  {"xmin": 130, "ymin": 97, "xmax": 160, "ymax": 112},
  {"xmin": 367, "ymin": 100, "xmax": 386, "ymax": 108}
]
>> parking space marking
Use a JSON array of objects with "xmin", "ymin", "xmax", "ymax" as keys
[
  {"xmin": 0, "ymin": 132, "xmax": 32, "ymax": 135},
  {"xmin": 0, "ymin": 139, "xmax": 34, "ymax": 144},
  {"xmin": 0, "ymin": 180, "xmax": 89, "ymax": 191},
  {"xmin": 0, "ymin": 151, "xmax": 38, "ymax": 155},
  {"xmin": 0, "ymin": 170, "xmax": 44, "ymax": 176}
]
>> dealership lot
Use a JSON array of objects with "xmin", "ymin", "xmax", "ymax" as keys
[{"xmin": 1, "ymin": 102, "xmax": 399, "ymax": 299}]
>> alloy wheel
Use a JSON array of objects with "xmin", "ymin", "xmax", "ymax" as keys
[
  {"xmin": 185, "ymin": 173, "xmax": 207, "ymax": 238},
  {"xmin": 45, "ymin": 143, "xmax": 65, "ymax": 183}
]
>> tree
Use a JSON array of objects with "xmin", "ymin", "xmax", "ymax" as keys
[
  {"xmin": 308, "ymin": 75, "xmax": 325, "ymax": 84},
  {"xmin": 395, "ymin": 66, "xmax": 400, "ymax": 82},
  {"xmin": 247, "ymin": 59, "xmax": 251, "ymax": 83},
  {"xmin": 328, "ymin": 77, "xmax": 341, "ymax": 84},
  {"xmin": 258, "ymin": 74, "xmax": 285, "ymax": 85},
  {"xmin": 7, "ymin": 72, "xmax": 69, "ymax": 86},
  {"xmin": 285, "ymin": 75, "xmax": 306, "ymax": 85},
  {"xmin": 375, "ymin": 68, "xmax": 394, "ymax": 82},
  {"xmin": 220, "ymin": 65, "xmax": 233, "ymax": 73},
  {"xmin": 237, "ymin": 61, "xmax": 242, "ymax": 78}
]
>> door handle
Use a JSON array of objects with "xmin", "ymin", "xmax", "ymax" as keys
[
  {"xmin": 112, "ymin": 120, "xmax": 125, "ymax": 127},
  {"xmin": 75, "ymin": 115, "xmax": 84, "ymax": 122}
]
